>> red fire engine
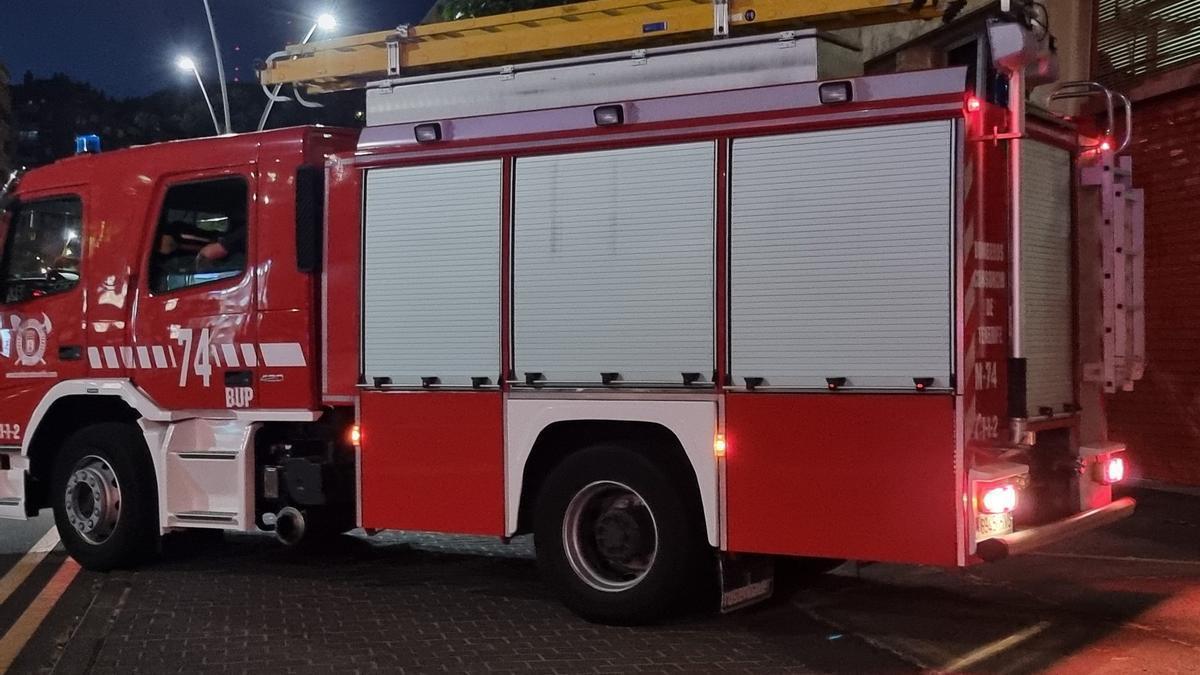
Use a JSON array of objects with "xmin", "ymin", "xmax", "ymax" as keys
[{"xmin": 0, "ymin": 0, "xmax": 1144, "ymax": 623}]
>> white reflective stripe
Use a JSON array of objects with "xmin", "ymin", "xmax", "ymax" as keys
[
  {"xmin": 102, "ymin": 347, "xmax": 119, "ymax": 370},
  {"xmin": 259, "ymin": 343, "xmax": 306, "ymax": 367},
  {"xmin": 221, "ymin": 344, "xmax": 240, "ymax": 368},
  {"xmin": 119, "ymin": 347, "xmax": 135, "ymax": 368},
  {"xmin": 239, "ymin": 344, "xmax": 258, "ymax": 368},
  {"xmin": 136, "ymin": 347, "xmax": 152, "ymax": 369},
  {"xmin": 87, "ymin": 348, "xmax": 103, "ymax": 369},
  {"xmin": 152, "ymin": 346, "xmax": 169, "ymax": 369}
]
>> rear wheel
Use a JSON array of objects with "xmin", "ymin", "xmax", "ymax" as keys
[
  {"xmin": 51, "ymin": 423, "xmax": 158, "ymax": 570},
  {"xmin": 535, "ymin": 444, "xmax": 709, "ymax": 625}
]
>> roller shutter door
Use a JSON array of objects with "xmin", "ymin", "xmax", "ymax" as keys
[
  {"xmin": 730, "ymin": 120, "xmax": 956, "ymax": 390},
  {"xmin": 1021, "ymin": 140, "xmax": 1075, "ymax": 415},
  {"xmin": 363, "ymin": 160, "xmax": 502, "ymax": 387},
  {"xmin": 513, "ymin": 143, "xmax": 716, "ymax": 384}
]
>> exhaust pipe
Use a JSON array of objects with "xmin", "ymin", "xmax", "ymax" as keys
[{"xmin": 274, "ymin": 506, "xmax": 307, "ymax": 546}]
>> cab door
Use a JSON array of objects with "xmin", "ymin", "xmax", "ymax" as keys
[
  {"xmin": 0, "ymin": 190, "xmax": 89, "ymax": 518},
  {"xmin": 129, "ymin": 169, "xmax": 258, "ymax": 411}
]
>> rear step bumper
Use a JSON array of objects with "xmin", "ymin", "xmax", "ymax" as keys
[{"xmin": 976, "ymin": 497, "xmax": 1137, "ymax": 562}]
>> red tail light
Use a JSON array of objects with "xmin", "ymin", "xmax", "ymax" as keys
[
  {"xmin": 1096, "ymin": 455, "xmax": 1126, "ymax": 485},
  {"xmin": 980, "ymin": 485, "xmax": 1017, "ymax": 514}
]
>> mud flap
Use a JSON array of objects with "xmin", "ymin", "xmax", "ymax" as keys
[{"xmin": 719, "ymin": 554, "xmax": 775, "ymax": 613}]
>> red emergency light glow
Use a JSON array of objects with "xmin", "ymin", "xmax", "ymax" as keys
[
  {"xmin": 980, "ymin": 484, "xmax": 1017, "ymax": 514},
  {"xmin": 349, "ymin": 424, "xmax": 362, "ymax": 446},
  {"xmin": 1099, "ymin": 139, "xmax": 1113, "ymax": 152},
  {"xmin": 713, "ymin": 434, "xmax": 728, "ymax": 459},
  {"xmin": 966, "ymin": 96, "xmax": 982, "ymax": 113}
]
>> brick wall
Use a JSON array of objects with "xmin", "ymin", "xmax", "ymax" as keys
[{"xmin": 1107, "ymin": 85, "xmax": 1200, "ymax": 485}]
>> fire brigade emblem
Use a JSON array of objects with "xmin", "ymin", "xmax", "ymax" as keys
[{"xmin": 8, "ymin": 313, "xmax": 52, "ymax": 367}]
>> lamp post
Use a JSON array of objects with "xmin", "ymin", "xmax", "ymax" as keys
[
  {"xmin": 177, "ymin": 57, "xmax": 224, "ymax": 136},
  {"xmin": 201, "ymin": 0, "xmax": 233, "ymax": 135},
  {"xmin": 257, "ymin": 12, "xmax": 338, "ymax": 131}
]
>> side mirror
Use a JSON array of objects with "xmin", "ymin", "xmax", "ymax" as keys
[{"xmin": 295, "ymin": 165, "xmax": 325, "ymax": 273}]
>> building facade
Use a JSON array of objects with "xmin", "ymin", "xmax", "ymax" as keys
[{"xmin": 1097, "ymin": 0, "xmax": 1200, "ymax": 487}]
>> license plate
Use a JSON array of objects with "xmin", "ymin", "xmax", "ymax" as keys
[{"xmin": 976, "ymin": 512, "xmax": 1013, "ymax": 540}]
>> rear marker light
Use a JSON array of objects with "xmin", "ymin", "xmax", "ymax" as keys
[
  {"xmin": 414, "ymin": 122, "xmax": 443, "ymax": 143},
  {"xmin": 819, "ymin": 81, "xmax": 853, "ymax": 105},
  {"xmin": 713, "ymin": 434, "xmax": 727, "ymax": 459},
  {"xmin": 980, "ymin": 485, "xmax": 1017, "ymax": 514},
  {"xmin": 349, "ymin": 424, "xmax": 362, "ymax": 446},
  {"xmin": 593, "ymin": 104, "xmax": 625, "ymax": 127}
]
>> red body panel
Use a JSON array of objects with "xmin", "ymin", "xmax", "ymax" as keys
[
  {"xmin": 725, "ymin": 393, "xmax": 960, "ymax": 566},
  {"xmin": 321, "ymin": 158, "xmax": 363, "ymax": 403},
  {"xmin": 962, "ymin": 108, "xmax": 1014, "ymax": 457},
  {"xmin": 359, "ymin": 391, "xmax": 505, "ymax": 536}
]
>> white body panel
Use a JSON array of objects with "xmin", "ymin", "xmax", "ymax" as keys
[
  {"xmin": 513, "ymin": 143, "xmax": 716, "ymax": 384},
  {"xmin": 363, "ymin": 160, "xmax": 503, "ymax": 387},
  {"xmin": 1021, "ymin": 140, "xmax": 1075, "ymax": 415},
  {"xmin": 730, "ymin": 120, "xmax": 957, "ymax": 389},
  {"xmin": 142, "ymin": 417, "xmax": 258, "ymax": 531},
  {"xmin": 505, "ymin": 397, "xmax": 720, "ymax": 546},
  {"xmin": 2, "ymin": 379, "xmax": 318, "ymax": 529}
]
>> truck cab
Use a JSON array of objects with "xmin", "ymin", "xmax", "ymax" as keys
[{"xmin": 0, "ymin": 127, "xmax": 357, "ymax": 528}]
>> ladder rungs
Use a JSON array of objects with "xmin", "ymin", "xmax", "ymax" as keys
[{"xmin": 261, "ymin": 0, "xmax": 943, "ymax": 92}]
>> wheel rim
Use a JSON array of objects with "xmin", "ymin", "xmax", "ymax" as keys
[
  {"xmin": 562, "ymin": 480, "xmax": 658, "ymax": 593},
  {"xmin": 63, "ymin": 455, "xmax": 122, "ymax": 545}
]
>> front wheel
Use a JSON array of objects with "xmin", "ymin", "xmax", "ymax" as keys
[
  {"xmin": 52, "ymin": 423, "xmax": 159, "ymax": 571},
  {"xmin": 535, "ymin": 444, "xmax": 710, "ymax": 625}
]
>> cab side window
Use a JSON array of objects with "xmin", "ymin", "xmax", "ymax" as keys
[
  {"xmin": 0, "ymin": 197, "xmax": 83, "ymax": 304},
  {"xmin": 150, "ymin": 178, "xmax": 249, "ymax": 294}
]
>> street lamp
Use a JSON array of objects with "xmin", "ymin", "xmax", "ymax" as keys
[
  {"xmin": 316, "ymin": 13, "xmax": 338, "ymax": 33},
  {"xmin": 177, "ymin": 56, "xmax": 223, "ymax": 136},
  {"xmin": 257, "ymin": 11, "xmax": 338, "ymax": 131}
]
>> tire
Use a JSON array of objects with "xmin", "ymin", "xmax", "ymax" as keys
[
  {"xmin": 51, "ymin": 423, "xmax": 159, "ymax": 571},
  {"xmin": 534, "ymin": 444, "xmax": 710, "ymax": 625}
]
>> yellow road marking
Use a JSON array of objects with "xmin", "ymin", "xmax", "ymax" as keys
[
  {"xmin": 0, "ymin": 557, "xmax": 81, "ymax": 674},
  {"xmin": 0, "ymin": 528, "xmax": 60, "ymax": 607},
  {"xmin": 941, "ymin": 621, "xmax": 1051, "ymax": 673}
]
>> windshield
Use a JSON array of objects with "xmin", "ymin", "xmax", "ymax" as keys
[{"xmin": 0, "ymin": 197, "xmax": 83, "ymax": 304}]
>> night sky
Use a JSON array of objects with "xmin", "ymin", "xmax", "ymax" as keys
[{"xmin": 2, "ymin": 1, "xmax": 438, "ymax": 97}]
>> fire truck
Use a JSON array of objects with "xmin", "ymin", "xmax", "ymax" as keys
[{"xmin": 0, "ymin": 0, "xmax": 1144, "ymax": 624}]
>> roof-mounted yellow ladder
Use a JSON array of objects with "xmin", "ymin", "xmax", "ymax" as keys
[{"xmin": 260, "ymin": 0, "xmax": 946, "ymax": 93}]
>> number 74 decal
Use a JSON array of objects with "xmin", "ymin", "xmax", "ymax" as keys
[{"xmin": 176, "ymin": 327, "xmax": 214, "ymax": 387}]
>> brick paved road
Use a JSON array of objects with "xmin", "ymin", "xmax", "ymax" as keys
[{"xmin": 7, "ymin": 486, "xmax": 1200, "ymax": 674}]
